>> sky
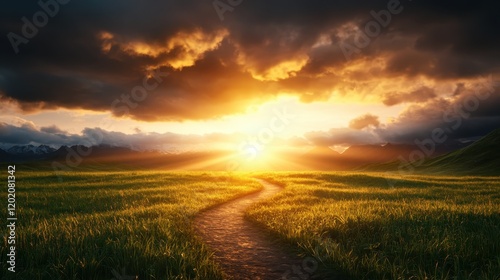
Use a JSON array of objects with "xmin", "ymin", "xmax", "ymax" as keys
[{"xmin": 1, "ymin": 0, "xmax": 499, "ymax": 153}]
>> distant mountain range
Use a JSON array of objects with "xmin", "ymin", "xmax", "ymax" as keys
[
  {"xmin": 1, "ymin": 144, "xmax": 58, "ymax": 161},
  {"xmin": 281, "ymin": 140, "xmax": 469, "ymax": 171},
  {"xmin": 0, "ymin": 144, "xmax": 235, "ymax": 170},
  {"xmin": 0, "ymin": 128, "xmax": 498, "ymax": 175},
  {"xmin": 6, "ymin": 144, "xmax": 56, "ymax": 155}
]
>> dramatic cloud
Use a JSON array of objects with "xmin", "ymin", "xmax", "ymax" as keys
[
  {"xmin": 378, "ymin": 79, "xmax": 500, "ymax": 143},
  {"xmin": 307, "ymin": 78, "xmax": 500, "ymax": 146},
  {"xmin": 382, "ymin": 86, "xmax": 437, "ymax": 106},
  {"xmin": 1, "ymin": 0, "xmax": 499, "ymax": 121},
  {"xmin": 98, "ymin": 28, "xmax": 229, "ymax": 69},
  {"xmin": 40, "ymin": 125, "xmax": 68, "ymax": 134},
  {"xmin": 0, "ymin": 122, "xmax": 81, "ymax": 147},
  {"xmin": 0, "ymin": 122, "xmax": 247, "ymax": 152},
  {"xmin": 1, "ymin": 77, "xmax": 498, "ymax": 151},
  {"xmin": 305, "ymin": 128, "xmax": 381, "ymax": 146},
  {"xmin": 349, "ymin": 114, "xmax": 380, "ymax": 130}
]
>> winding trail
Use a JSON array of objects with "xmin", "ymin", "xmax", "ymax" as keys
[{"xmin": 195, "ymin": 179, "xmax": 304, "ymax": 280}]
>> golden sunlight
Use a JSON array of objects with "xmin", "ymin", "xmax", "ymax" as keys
[{"xmin": 98, "ymin": 28, "xmax": 228, "ymax": 69}]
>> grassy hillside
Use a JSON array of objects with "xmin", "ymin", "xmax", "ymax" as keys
[
  {"xmin": 248, "ymin": 172, "xmax": 500, "ymax": 279},
  {"xmin": 363, "ymin": 128, "xmax": 500, "ymax": 176},
  {"xmin": 420, "ymin": 129, "xmax": 500, "ymax": 175}
]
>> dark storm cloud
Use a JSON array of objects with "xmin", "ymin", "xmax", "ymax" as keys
[
  {"xmin": 40, "ymin": 125, "xmax": 67, "ymax": 134},
  {"xmin": 1, "ymin": 0, "xmax": 499, "ymax": 121},
  {"xmin": 379, "ymin": 82, "xmax": 500, "ymax": 143},
  {"xmin": 306, "ymin": 80, "xmax": 500, "ymax": 146},
  {"xmin": 0, "ymin": 122, "xmax": 81, "ymax": 146},
  {"xmin": 382, "ymin": 86, "xmax": 437, "ymax": 106},
  {"xmin": 0, "ymin": 122, "xmax": 244, "ymax": 150}
]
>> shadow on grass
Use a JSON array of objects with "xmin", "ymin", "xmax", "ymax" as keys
[{"xmin": 316, "ymin": 212, "xmax": 500, "ymax": 279}]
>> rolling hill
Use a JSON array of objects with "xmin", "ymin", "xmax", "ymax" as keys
[
  {"xmin": 418, "ymin": 128, "xmax": 500, "ymax": 175},
  {"xmin": 364, "ymin": 128, "xmax": 500, "ymax": 175}
]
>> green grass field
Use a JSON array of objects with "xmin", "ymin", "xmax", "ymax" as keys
[
  {"xmin": 2, "ymin": 170, "xmax": 499, "ymax": 279},
  {"xmin": 247, "ymin": 172, "xmax": 500, "ymax": 279},
  {"xmin": 0, "ymin": 171, "xmax": 262, "ymax": 280}
]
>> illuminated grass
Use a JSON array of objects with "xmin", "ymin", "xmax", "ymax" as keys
[
  {"xmin": 247, "ymin": 172, "xmax": 500, "ymax": 280},
  {"xmin": 3, "ymin": 170, "xmax": 499, "ymax": 279},
  {"xmin": 0, "ymin": 171, "xmax": 261, "ymax": 280}
]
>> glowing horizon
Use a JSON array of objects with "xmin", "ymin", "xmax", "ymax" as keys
[{"xmin": 1, "ymin": 1, "xmax": 499, "ymax": 163}]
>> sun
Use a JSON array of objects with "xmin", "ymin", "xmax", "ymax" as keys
[
  {"xmin": 233, "ymin": 144, "xmax": 282, "ymax": 171},
  {"xmin": 243, "ymin": 145, "xmax": 262, "ymax": 160}
]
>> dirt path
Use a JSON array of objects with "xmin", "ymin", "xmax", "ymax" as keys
[{"xmin": 195, "ymin": 179, "xmax": 305, "ymax": 280}]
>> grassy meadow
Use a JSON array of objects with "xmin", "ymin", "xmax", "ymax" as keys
[
  {"xmin": 0, "ymin": 171, "xmax": 262, "ymax": 280},
  {"xmin": 1, "ymin": 170, "xmax": 499, "ymax": 279},
  {"xmin": 247, "ymin": 172, "xmax": 500, "ymax": 279}
]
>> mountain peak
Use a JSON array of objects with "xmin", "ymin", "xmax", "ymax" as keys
[
  {"xmin": 7, "ymin": 144, "xmax": 56, "ymax": 155},
  {"xmin": 306, "ymin": 146, "xmax": 341, "ymax": 156}
]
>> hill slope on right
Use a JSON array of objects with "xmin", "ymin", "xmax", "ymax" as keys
[
  {"xmin": 364, "ymin": 128, "xmax": 500, "ymax": 176},
  {"xmin": 418, "ymin": 128, "xmax": 500, "ymax": 175}
]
